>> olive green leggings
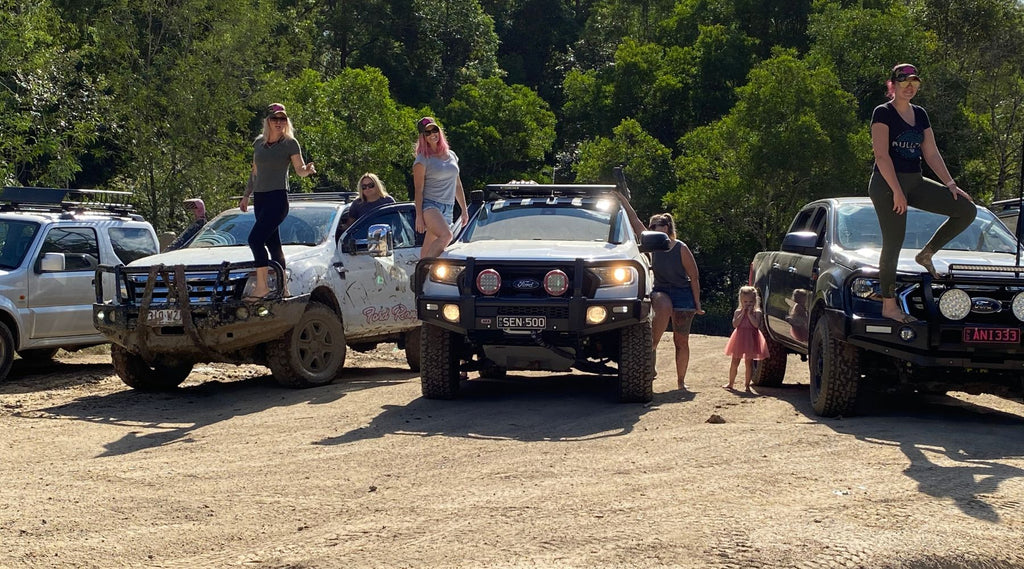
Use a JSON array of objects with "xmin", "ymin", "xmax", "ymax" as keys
[{"xmin": 868, "ymin": 171, "xmax": 976, "ymax": 298}]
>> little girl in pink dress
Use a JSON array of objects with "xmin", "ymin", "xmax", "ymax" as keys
[{"xmin": 724, "ymin": 286, "xmax": 770, "ymax": 391}]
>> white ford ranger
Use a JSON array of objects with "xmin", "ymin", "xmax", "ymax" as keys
[
  {"xmin": 0, "ymin": 187, "xmax": 159, "ymax": 382},
  {"xmin": 93, "ymin": 193, "xmax": 422, "ymax": 390}
]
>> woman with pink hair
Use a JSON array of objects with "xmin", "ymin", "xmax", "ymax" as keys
[{"xmin": 412, "ymin": 117, "xmax": 469, "ymax": 259}]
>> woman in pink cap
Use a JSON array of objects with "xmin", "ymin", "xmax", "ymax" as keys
[
  {"xmin": 412, "ymin": 117, "xmax": 469, "ymax": 259},
  {"xmin": 239, "ymin": 103, "xmax": 316, "ymax": 300}
]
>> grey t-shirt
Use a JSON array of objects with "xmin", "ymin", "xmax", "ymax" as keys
[
  {"xmin": 414, "ymin": 150, "xmax": 460, "ymax": 204},
  {"xmin": 253, "ymin": 136, "xmax": 301, "ymax": 193}
]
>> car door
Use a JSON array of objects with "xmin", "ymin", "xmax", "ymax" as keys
[
  {"xmin": 27, "ymin": 226, "xmax": 101, "ymax": 338},
  {"xmin": 335, "ymin": 204, "xmax": 421, "ymax": 338},
  {"xmin": 767, "ymin": 206, "xmax": 824, "ymax": 348}
]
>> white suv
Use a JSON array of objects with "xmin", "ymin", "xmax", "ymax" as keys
[{"xmin": 0, "ymin": 187, "xmax": 159, "ymax": 381}]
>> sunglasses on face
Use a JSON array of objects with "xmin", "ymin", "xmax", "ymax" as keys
[
  {"xmin": 360, "ymin": 182, "xmax": 375, "ymax": 190},
  {"xmin": 894, "ymin": 74, "xmax": 921, "ymax": 85},
  {"xmin": 424, "ymin": 127, "xmax": 439, "ymax": 134},
  {"xmin": 650, "ymin": 223, "xmax": 667, "ymax": 229},
  {"xmin": 269, "ymin": 116, "xmax": 287, "ymax": 122}
]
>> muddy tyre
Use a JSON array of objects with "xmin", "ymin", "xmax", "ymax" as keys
[
  {"xmin": 0, "ymin": 322, "xmax": 15, "ymax": 382},
  {"xmin": 267, "ymin": 301, "xmax": 346, "ymax": 388},
  {"xmin": 809, "ymin": 318, "xmax": 861, "ymax": 417},
  {"xmin": 751, "ymin": 331, "xmax": 788, "ymax": 387},
  {"xmin": 111, "ymin": 344, "xmax": 192, "ymax": 391},
  {"xmin": 421, "ymin": 323, "xmax": 460, "ymax": 399},
  {"xmin": 403, "ymin": 328, "xmax": 422, "ymax": 372},
  {"xmin": 619, "ymin": 321, "xmax": 654, "ymax": 403}
]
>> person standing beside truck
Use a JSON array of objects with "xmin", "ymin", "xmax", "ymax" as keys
[
  {"xmin": 868, "ymin": 63, "xmax": 975, "ymax": 323},
  {"xmin": 239, "ymin": 103, "xmax": 316, "ymax": 300}
]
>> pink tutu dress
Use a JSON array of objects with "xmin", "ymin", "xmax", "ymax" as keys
[{"xmin": 724, "ymin": 314, "xmax": 770, "ymax": 360}]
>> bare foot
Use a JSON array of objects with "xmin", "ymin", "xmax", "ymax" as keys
[
  {"xmin": 881, "ymin": 309, "xmax": 917, "ymax": 324},
  {"xmin": 723, "ymin": 383, "xmax": 735, "ymax": 390},
  {"xmin": 914, "ymin": 249, "xmax": 940, "ymax": 279}
]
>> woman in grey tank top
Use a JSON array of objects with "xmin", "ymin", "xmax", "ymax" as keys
[
  {"xmin": 412, "ymin": 117, "xmax": 469, "ymax": 259},
  {"xmin": 649, "ymin": 213, "xmax": 704, "ymax": 390}
]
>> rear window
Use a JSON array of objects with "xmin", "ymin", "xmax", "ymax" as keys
[{"xmin": 109, "ymin": 227, "xmax": 158, "ymax": 264}]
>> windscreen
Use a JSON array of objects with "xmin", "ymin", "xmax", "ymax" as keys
[{"xmin": 189, "ymin": 206, "xmax": 338, "ymax": 248}]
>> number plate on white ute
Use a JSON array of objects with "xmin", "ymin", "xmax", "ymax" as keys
[
  {"xmin": 146, "ymin": 308, "xmax": 182, "ymax": 326},
  {"xmin": 498, "ymin": 315, "xmax": 546, "ymax": 330}
]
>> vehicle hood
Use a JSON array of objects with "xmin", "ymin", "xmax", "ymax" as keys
[
  {"xmin": 127, "ymin": 245, "xmax": 317, "ymax": 267},
  {"xmin": 839, "ymin": 247, "xmax": 1023, "ymax": 275},
  {"xmin": 443, "ymin": 240, "xmax": 639, "ymax": 262}
]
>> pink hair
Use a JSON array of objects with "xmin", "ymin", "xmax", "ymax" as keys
[
  {"xmin": 885, "ymin": 81, "xmax": 897, "ymax": 99},
  {"xmin": 415, "ymin": 127, "xmax": 451, "ymax": 158}
]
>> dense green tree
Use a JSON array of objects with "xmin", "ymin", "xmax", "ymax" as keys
[
  {"xmin": 409, "ymin": 0, "xmax": 501, "ymax": 104},
  {"xmin": 441, "ymin": 77, "xmax": 557, "ymax": 189},
  {"xmin": 574, "ymin": 118, "xmax": 676, "ymax": 221}
]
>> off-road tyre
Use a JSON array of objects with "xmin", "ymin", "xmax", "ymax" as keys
[
  {"xmin": 421, "ymin": 323, "xmax": 460, "ymax": 399},
  {"xmin": 478, "ymin": 359, "xmax": 507, "ymax": 379},
  {"xmin": 267, "ymin": 301, "xmax": 346, "ymax": 388},
  {"xmin": 0, "ymin": 322, "xmax": 15, "ymax": 382},
  {"xmin": 808, "ymin": 319, "xmax": 862, "ymax": 417},
  {"xmin": 17, "ymin": 348, "xmax": 60, "ymax": 362},
  {"xmin": 403, "ymin": 328, "xmax": 421, "ymax": 372},
  {"xmin": 751, "ymin": 330, "xmax": 788, "ymax": 387},
  {"xmin": 111, "ymin": 344, "xmax": 193, "ymax": 391},
  {"xmin": 619, "ymin": 321, "xmax": 654, "ymax": 403}
]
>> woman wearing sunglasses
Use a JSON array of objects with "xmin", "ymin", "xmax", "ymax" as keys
[
  {"xmin": 413, "ymin": 117, "xmax": 469, "ymax": 259},
  {"xmin": 344, "ymin": 173, "xmax": 395, "ymax": 228},
  {"xmin": 239, "ymin": 103, "xmax": 316, "ymax": 300},
  {"xmin": 869, "ymin": 63, "xmax": 975, "ymax": 323}
]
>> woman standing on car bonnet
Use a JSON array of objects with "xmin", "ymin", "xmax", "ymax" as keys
[
  {"xmin": 239, "ymin": 103, "xmax": 316, "ymax": 300},
  {"xmin": 648, "ymin": 213, "xmax": 704, "ymax": 390},
  {"xmin": 869, "ymin": 63, "xmax": 975, "ymax": 323},
  {"xmin": 413, "ymin": 117, "xmax": 469, "ymax": 259}
]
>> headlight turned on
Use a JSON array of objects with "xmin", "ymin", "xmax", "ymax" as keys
[
  {"xmin": 430, "ymin": 263, "xmax": 464, "ymax": 285},
  {"xmin": 591, "ymin": 266, "xmax": 636, "ymax": 287}
]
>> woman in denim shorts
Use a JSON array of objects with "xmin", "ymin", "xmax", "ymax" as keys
[
  {"xmin": 413, "ymin": 117, "xmax": 469, "ymax": 259},
  {"xmin": 649, "ymin": 213, "xmax": 704, "ymax": 390}
]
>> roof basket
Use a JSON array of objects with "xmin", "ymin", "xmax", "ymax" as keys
[
  {"xmin": 288, "ymin": 191, "xmax": 359, "ymax": 203},
  {"xmin": 0, "ymin": 186, "xmax": 139, "ymax": 218},
  {"xmin": 484, "ymin": 183, "xmax": 618, "ymax": 200}
]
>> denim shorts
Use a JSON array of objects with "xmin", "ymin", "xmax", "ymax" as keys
[
  {"xmin": 422, "ymin": 198, "xmax": 454, "ymax": 222},
  {"xmin": 653, "ymin": 285, "xmax": 696, "ymax": 311}
]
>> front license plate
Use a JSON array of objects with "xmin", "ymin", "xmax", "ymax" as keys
[
  {"xmin": 146, "ymin": 308, "xmax": 182, "ymax": 326},
  {"xmin": 498, "ymin": 315, "xmax": 546, "ymax": 330},
  {"xmin": 962, "ymin": 327, "xmax": 1019, "ymax": 344}
]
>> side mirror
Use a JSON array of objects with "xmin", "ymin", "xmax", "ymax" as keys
[
  {"xmin": 367, "ymin": 223, "xmax": 393, "ymax": 257},
  {"xmin": 781, "ymin": 231, "xmax": 820, "ymax": 256},
  {"xmin": 38, "ymin": 252, "xmax": 66, "ymax": 273},
  {"xmin": 639, "ymin": 230, "xmax": 671, "ymax": 252}
]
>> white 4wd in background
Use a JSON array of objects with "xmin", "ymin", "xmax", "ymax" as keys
[
  {"xmin": 93, "ymin": 193, "xmax": 422, "ymax": 390},
  {"xmin": 0, "ymin": 187, "xmax": 159, "ymax": 381}
]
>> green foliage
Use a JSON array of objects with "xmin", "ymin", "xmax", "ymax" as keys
[
  {"xmin": 410, "ymin": 0, "xmax": 501, "ymax": 105},
  {"xmin": 574, "ymin": 119, "xmax": 676, "ymax": 221}
]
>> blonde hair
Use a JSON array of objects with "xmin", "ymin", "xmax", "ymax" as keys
[
  {"xmin": 259, "ymin": 116, "xmax": 296, "ymax": 142},
  {"xmin": 358, "ymin": 172, "xmax": 390, "ymax": 201},
  {"xmin": 737, "ymin": 285, "xmax": 761, "ymax": 307}
]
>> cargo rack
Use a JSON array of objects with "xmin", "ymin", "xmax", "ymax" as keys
[
  {"xmin": 483, "ymin": 183, "xmax": 620, "ymax": 200},
  {"xmin": 0, "ymin": 186, "xmax": 143, "ymax": 219}
]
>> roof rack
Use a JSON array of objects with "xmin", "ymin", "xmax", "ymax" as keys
[
  {"xmin": 0, "ymin": 186, "xmax": 140, "ymax": 218},
  {"xmin": 288, "ymin": 191, "xmax": 359, "ymax": 203},
  {"xmin": 484, "ymin": 183, "xmax": 619, "ymax": 200}
]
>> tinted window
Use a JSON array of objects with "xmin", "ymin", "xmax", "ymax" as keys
[
  {"xmin": 109, "ymin": 227, "xmax": 158, "ymax": 263},
  {"xmin": 0, "ymin": 220, "xmax": 40, "ymax": 269},
  {"xmin": 40, "ymin": 227, "xmax": 100, "ymax": 271}
]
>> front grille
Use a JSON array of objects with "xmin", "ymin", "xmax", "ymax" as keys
[
  {"xmin": 461, "ymin": 264, "xmax": 596, "ymax": 298},
  {"xmin": 497, "ymin": 305, "xmax": 570, "ymax": 319},
  {"xmin": 129, "ymin": 270, "xmax": 251, "ymax": 305}
]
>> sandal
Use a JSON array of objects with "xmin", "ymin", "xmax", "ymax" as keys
[
  {"xmin": 915, "ymin": 250, "xmax": 941, "ymax": 279},
  {"xmin": 885, "ymin": 311, "xmax": 918, "ymax": 324}
]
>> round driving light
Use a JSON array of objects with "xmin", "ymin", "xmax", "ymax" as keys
[
  {"xmin": 442, "ymin": 304, "xmax": 460, "ymax": 322},
  {"xmin": 235, "ymin": 306, "xmax": 250, "ymax": 319},
  {"xmin": 1013, "ymin": 292, "xmax": 1024, "ymax": 322},
  {"xmin": 899, "ymin": 327, "xmax": 916, "ymax": 342},
  {"xmin": 255, "ymin": 306, "xmax": 270, "ymax": 318},
  {"xmin": 938, "ymin": 288, "xmax": 971, "ymax": 320},
  {"xmin": 586, "ymin": 306, "xmax": 608, "ymax": 325},
  {"xmin": 477, "ymin": 269, "xmax": 501, "ymax": 295},
  {"xmin": 544, "ymin": 270, "xmax": 569, "ymax": 296}
]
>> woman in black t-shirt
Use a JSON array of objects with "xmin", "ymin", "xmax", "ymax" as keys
[{"xmin": 868, "ymin": 63, "xmax": 975, "ymax": 323}]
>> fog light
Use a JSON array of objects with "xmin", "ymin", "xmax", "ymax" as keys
[
  {"xmin": 586, "ymin": 306, "xmax": 608, "ymax": 325},
  {"xmin": 108, "ymin": 310, "xmax": 116, "ymax": 323},
  {"xmin": 899, "ymin": 327, "xmax": 916, "ymax": 342},
  {"xmin": 235, "ymin": 306, "xmax": 250, "ymax": 319},
  {"xmin": 256, "ymin": 306, "xmax": 270, "ymax": 317},
  {"xmin": 1013, "ymin": 292, "xmax": 1024, "ymax": 322},
  {"xmin": 442, "ymin": 304, "xmax": 460, "ymax": 322},
  {"xmin": 938, "ymin": 288, "xmax": 971, "ymax": 320},
  {"xmin": 96, "ymin": 310, "xmax": 106, "ymax": 322}
]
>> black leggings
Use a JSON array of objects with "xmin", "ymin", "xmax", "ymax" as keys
[
  {"xmin": 868, "ymin": 171, "xmax": 976, "ymax": 297},
  {"xmin": 248, "ymin": 189, "xmax": 289, "ymax": 269}
]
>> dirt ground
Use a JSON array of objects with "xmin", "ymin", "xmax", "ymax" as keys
[{"xmin": 2, "ymin": 334, "xmax": 1024, "ymax": 569}]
